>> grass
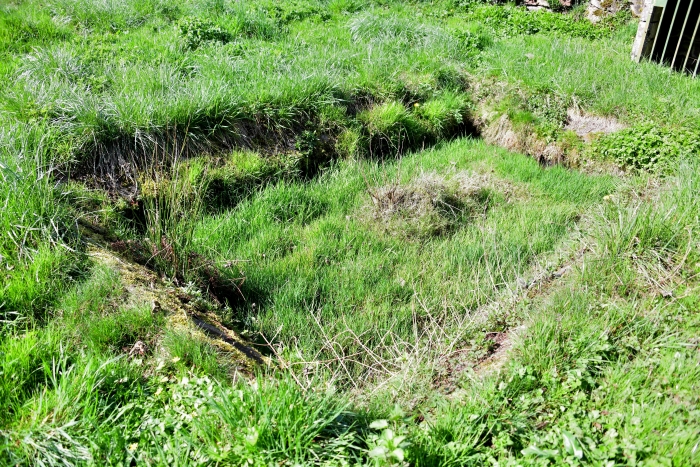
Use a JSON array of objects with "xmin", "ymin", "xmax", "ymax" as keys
[
  {"xmin": 0, "ymin": 123, "xmax": 83, "ymax": 324},
  {"xmin": 481, "ymin": 32, "xmax": 700, "ymax": 128},
  {"xmin": 193, "ymin": 139, "xmax": 616, "ymax": 384},
  {"xmin": 2, "ymin": 0, "xmax": 700, "ymax": 464},
  {"xmin": 411, "ymin": 159, "xmax": 700, "ymax": 465}
]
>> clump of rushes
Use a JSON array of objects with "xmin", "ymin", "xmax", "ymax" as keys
[
  {"xmin": 359, "ymin": 101, "xmax": 427, "ymax": 156},
  {"xmin": 139, "ymin": 151, "xmax": 210, "ymax": 281},
  {"xmin": 359, "ymin": 93, "xmax": 472, "ymax": 157}
]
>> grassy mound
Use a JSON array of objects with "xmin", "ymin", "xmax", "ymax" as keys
[{"xmin": 366, "ymin": 172, "xmax": 499, "ymax": 239}]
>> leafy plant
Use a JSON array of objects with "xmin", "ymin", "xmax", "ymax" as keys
[
  {"xmin": 178, "ymin": 17, "xmax": 231, "ymax": 49},
  {"xmin": 593, "ymin": 124, "xmax": 700, "ymax": 171},
  {"xmin": 464, "ymin": 4, "xmax": 626, "ymax": 40},
  {"xmin": 366, "ymin": 409, "xmax": 412, "ymax": 466}
]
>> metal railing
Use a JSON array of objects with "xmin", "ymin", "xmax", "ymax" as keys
[{"xmin": 632, "ymin": 0, "xmax": 700, "ymax": 76}]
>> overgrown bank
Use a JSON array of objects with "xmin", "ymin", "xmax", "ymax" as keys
[{"xmin": 2, "ymin": 0, "xmax": 700, "ymax": 465}]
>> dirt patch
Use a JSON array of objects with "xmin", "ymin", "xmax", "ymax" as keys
[
  {"xmin": 474, "ymin": 326, "xmax": 524, "ymax": 376},
  {"xmin": 432, "ymin": 327, "xmax": 524, "ymax": 396},
  {"xmin": 481, "ymin": 114, "xmax": 566, "ymax": 166},
  {"xmin": 564, "ymin": 108, "xmax": 626, "ymax": 142}
]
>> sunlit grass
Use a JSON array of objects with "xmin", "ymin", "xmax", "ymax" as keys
[{"xmin": 2, "ymin": 0, "xmax": 700, "ymax": 464}]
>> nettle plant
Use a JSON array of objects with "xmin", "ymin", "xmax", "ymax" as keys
[{"xmin": 366, "ymin": 408, "xmax": 412, "ymax": 466}]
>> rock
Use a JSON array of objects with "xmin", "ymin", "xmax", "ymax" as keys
[
  {"xmin": 128, "ymin": 340, "xmax": 147, "ymax": 357},
  {"xmin": 629, "ymin": 0, "xmax": 644, "ymax": 16},
  {"xmin": 151, "ymin": 299, "xmax": 162, "ymax": 314},
  {"xmin": 587, "ymin": 0, "xmax": 628, "ymax": 22},
  {"xmin": 524, "ymin": 0, "xmax": 571, "ymax": 11}
]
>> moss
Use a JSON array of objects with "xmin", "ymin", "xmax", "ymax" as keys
[{"xmin": 87, "ymin": 242, "xmax": 267, "ymax": 374}]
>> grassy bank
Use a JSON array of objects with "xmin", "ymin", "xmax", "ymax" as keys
[{"xmin": 2, "ymin": 0, "xmax": 700, "ymax": 465}]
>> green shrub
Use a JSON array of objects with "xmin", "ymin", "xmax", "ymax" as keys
[
  {"xmin": 46, "ymin": 0, "xmax": 168, "ymax": 31},
  {"xmin": 116, "ymin": 374, "xmax": 359, "ymax": 465},
  {"xmin": 221, "ymin": 4, "xmax": 281, "ymax": 40},
  {"xmin": 593, "ymin": 124, "xmax": 700, "ymax": 171},
  {"xmin": 336, "ymin": 127, "xmax": 363, "ymax": 158},
  {"xmin": 524, "ymin": 89, "xmax": 569, "ymax": 130},
  {"xmin": 178, "ymin": 16, "xmax": 231, "ymax": 49}
]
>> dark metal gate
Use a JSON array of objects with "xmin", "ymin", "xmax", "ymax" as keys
[{"xmin": 632, "ymin": 0, "xmax": 700, "ymax": 76}]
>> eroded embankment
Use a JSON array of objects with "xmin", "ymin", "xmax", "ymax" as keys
[
  {"xmin": 67, "ymin": 80, "xmax": 630, "ymax": 386},
  {"xmin": 72, "ymin": 90, "xmax": 480, "ymax": 201},
  {"xmin": 79, "ymin": 224, "xmax": 268, "ymax": 374}
]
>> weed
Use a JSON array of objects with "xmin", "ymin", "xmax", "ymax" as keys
[
  {"xmin": 592, "ymin": 123, "xmax": 700, "ymax": 172},
  {"xmin": 415, "ymin": 92, "xmax": 472, "ymax": 137},
  {"xmin": 178, "ymin": 16, "xmax": 231, "ymax": 49}
]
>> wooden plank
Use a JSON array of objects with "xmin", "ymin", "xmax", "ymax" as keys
[
  {"xmin": 682, "ymin": 6, "xmax": 700, "ymax": 71},
  {"xmin": 671, "ymin": 0, "xmax": 696, "ymax": 68}
]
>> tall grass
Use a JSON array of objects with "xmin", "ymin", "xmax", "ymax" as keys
[
  {"xmin": 0, "ymin": 124, "xmax": 80, "ymax": 325},
  {"xmin": 407, "ymin": 158, "xmax": 700, "ymax": 465},
  {"xmin": 139, "ymin": 148, "xmax": 211, "ymax": 281},
  {"xmin": 481, "ymin": 33, "xmax": 700, "ymax": 128},
  {"xmin": 1, "ymin": 0, "xmax": 485, "ymax": 169}
]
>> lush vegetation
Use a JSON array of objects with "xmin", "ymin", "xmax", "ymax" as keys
[{"xmin": 2, "ymin": 0, "xmax": 699, "ymax": 465}]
